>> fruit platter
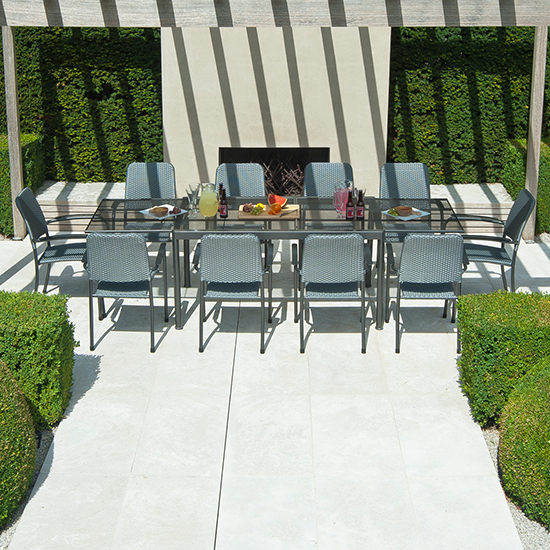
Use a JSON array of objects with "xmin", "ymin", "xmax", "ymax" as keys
[
  {"xmin": 140, "ymin": 204, "xmax": 186, "ymax": 220},
  {"xmin": 238, "ymin": 194, "xmax": 300, "ymax": 220}
]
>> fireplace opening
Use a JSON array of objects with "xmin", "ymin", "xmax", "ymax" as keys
[{"xmin": 218, "ymin": 147, "xmax": 330, "ymax": 195}]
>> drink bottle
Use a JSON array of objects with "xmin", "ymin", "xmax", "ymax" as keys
[
  {"xmin": 346, "ymin": 190, "xmax": 355, "ymax": 220},
  {"xmin": 356, "ymin": 190, "xmax": 364, "ymax": 220},
  {"xmin": 219, "ymin": 189, "xmax": 228, "ymax": 218}
]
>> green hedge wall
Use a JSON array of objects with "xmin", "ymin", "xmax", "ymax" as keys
[
  {"xmin": 389, "ymin": 27, "xmax": 550, "ymax": 185},
  {"xmin": 0, "ymin": 291, "xmax": 77, "ymax": 429},
  {"xmin": 0, "ymin": 27, "xmax": 162, "ymax": 182},
  {"xmin": 457, "ymin": 291, "xmax": 550, "ymax": 427},
  {"xmin": 499, "ymin": 359, "xmax": 550, "ymax": 530},
  {"xmin": 0, "ymin": 360, "xmax": 36, "ymax": 528},
  {"xmin": 502, "ymin": 139, "xmax": 550, "ymax": 234},
  {"xmin": 0, "ymin": 133, "xmax": 45, "ymax": 237}
]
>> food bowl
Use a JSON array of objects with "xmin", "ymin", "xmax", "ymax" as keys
[
  {"xmin": 149, "ymin": 206, "xmax": 169, "ymax": 217},
  {"xmin": 395, "ymin": 205, "xmax": 413, "ymax": 217}
]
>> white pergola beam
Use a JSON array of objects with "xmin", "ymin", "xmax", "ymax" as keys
[
  {"xmin": 0, "ymin": 0, "xmax": 548, "ymax": 28},
  {"xmin": 524, "ymin": 26, "xmax": 548, "ymax": 241},
  {"xmin": 2, "ymin": 25, "xmax": 24, "ymax": 239}
]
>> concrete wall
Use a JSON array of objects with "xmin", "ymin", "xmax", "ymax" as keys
[{"xmin": 162, "ymin": 27, "xmax": 391, "ymax": 196}]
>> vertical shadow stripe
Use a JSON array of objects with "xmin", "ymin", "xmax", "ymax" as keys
[
  {"xmin": 283, "ymin": 28, "xmax": 309, "ymax": 147},
  {"xmin": 100, "ymin": 0, "xmax": 120, "ymax": 26},
  {"xmin": 247, "ymin": 28, "xmax": 276, "ymax": 146},
  {"xmin": 271, "ymin": 0, "xmax": 291, "ymax": 27},
  {"xmin": 329, "ymin": 0, "xmax": 347, "ymax": 27},
  {"xmin": 359, "ymin": 27, "xmax": 386, "ymax": 165},
  {"xmin": 210, "ymin": 28, "xmax": 241, "ymax": 147},
  {"xmin": 157, "ymin": 0, "xmax": 176, "ymax": 27},
  {"xmin": 172, "ymin": 28, "xmax": 210, "ymax": 182},
  {"xmin": 215, "ymin": 0, "xmax": 234, "ymax": 27},
  {"xmin": 321, "ymin": 28, "xmax": 350, "ymax": 161},
  {"xmin": 43, "ymin": 0, "xmax": 63, "ymax": 26}
]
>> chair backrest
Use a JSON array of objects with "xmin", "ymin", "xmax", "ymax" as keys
[
  {"xmin": 301, "ymin": 233, "xmax": 365, "ymax": 284},
  {"xmin": 86, "ymin": 233, "xmax": 151, "ymax": 283},
  {"xmin": 303, "ymin": 162, "xmax": 353, "ymax": 197},
  {"xmin": 199, "ymin": 233, "xmax": 263, "ymax": 283},
  {"xmin": 380, "ymin": 163, "xmax": 431, "ymax": 199},
  {"xmin": 15, "ymin": 187, "xmax": 48, "ymax": 242},
  {"xmin": 125, "ymin": 162, "xmax": 176, "ymax": 200},
  {"xmin": 503, "ymin": 189, "xmax": 536, "ymax": 243},
  {"xmin": 215, "ymin": 163, "xmax": 266, "ymax": 197},
  {"xmin": 399, "ymin": 233, "xmax": 464, "ymax": 285}
]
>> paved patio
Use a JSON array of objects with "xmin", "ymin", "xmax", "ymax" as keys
[{"xmin": 2, "ymin": 228, "xmax": 550, "ymax": 549}]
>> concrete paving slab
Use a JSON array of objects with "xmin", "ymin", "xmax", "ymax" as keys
[{"xmin": 3, "ymin": 229, "xmax": 549, "ymax": 549}]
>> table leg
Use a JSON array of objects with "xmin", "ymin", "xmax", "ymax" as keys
[
  {"xmin": 376, "ymin": 237, "xmax": 384, "ymax": 330},
  {"xmin": 183, "ymin": 239, "xmax": 191, "ymax": 287},
  {"xmin": 173, "ymin": 236, "xmax": 183, "ymax": 330}
]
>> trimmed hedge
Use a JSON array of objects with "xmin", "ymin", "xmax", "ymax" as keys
[
  {"xmin": 0, "ymin": 291, "xmax": 77, "ymax": 428},
  {"xmin": 0, "ymin": 27, "xmax": 162, "ymax": 182},
  {"xmin": 0, "ymin": 133, "xmax": 45, "ymax": 236},
  {"xmin": 388, "ymin": 27, "xmax": 550, "ymax": 185},
  {"xmin": 502, "ymin": 139, "xmax": 550, "ymax": 234},
  {"xmin": 457, "ymin": 291, "xmax": 550, "ymax": 427},
  {"xmin": 499, "ymin": 359, "xmax": 550, "ymax": 529},
  {"xmin": 0, "ymin": 360, "xmax": 36, "ymax": 528}
]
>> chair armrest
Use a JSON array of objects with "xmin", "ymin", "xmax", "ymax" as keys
[
  {"xmin": 385, "ymin": 242, "xmax": 397, "ymax": 273},
  {"xmin": 192, "ymin": 242, "xmax": 201, "ymax": 273},
  {"xmin": 463, "ymin": 234, "xmax": 515, "ymax": 244},
  {"xmin": 152, "ymin": 243, "xmax": 167, "ymax": 274},
  {"xmin": 363, "ymin": 242, "xmax": 373, "ymax": 272},
  {"xmin": 263, "ymin": 242, "xmax": 274, "ymax": 273},
  {"xmin": 448, "ymin": 213, "xmax": 505, "ymax": 225},
  {"xmin": 47, "ymin": 214, "xmax": 93, "ymax": 224},
  {"xmin": 291, "ymin": 243, "xmax": 299, "ymax": 271},
  {"xmin": 36, "ymin": 233, "xmax": 87, "ymax": 242}
]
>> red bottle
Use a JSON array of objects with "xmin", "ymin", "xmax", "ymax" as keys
[
  {"xmin": 219, "ymin": 189, "xmax": 228, "ymax": 218},
  {"xmin": 346, "ymin": 190, "xmax": 355, "ymax": 220},
  {"xmin": 356, "ymin": 190, "xmax": 364, "ymax": 220}
]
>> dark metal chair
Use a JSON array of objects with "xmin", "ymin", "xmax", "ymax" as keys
[
  {"xmin": 193, "ymin": 233, "xmax": 273, "ymax": 353},
  {"xmin": 380, "ymin": 162, "xmax": 432, "ymax": 322},
  {"xmin": 393, "ymin": 233, "xmax": 465, "ymax": 354},
  {"xmin": 215, "ymin": 163, "xmax": 266, "ymax": 197},
  {"xmin": 125, "ymin": 162, "xmax": 176, "ymax": 200},
  {"xmin": 85, "ymin": 232, "xmax": 168, "ymax": 353},
  {"xmin": 303, "ymin": 162, "xmax": 353, "ymax": 197},
  {"xmin": 292, "ymin": 233, "xmax": 371, "ymax": 353},
  {"xmin": 15, "ymin": 187, "xmax": 88, "ymax": 293},
  {"xmin": 451, "ymin": 189, "xmax": 536, "ymax": 292}
]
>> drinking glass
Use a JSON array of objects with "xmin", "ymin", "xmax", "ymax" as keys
[
  {"xmin": 187, "ymin": 184, "xmax": 200, "ymax": 218},
  {"xmin": 333, "ymin": 183, "xmax": 348, "ymax": 218}
]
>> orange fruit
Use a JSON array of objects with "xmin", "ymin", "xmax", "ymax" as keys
[{"xmin": 272, "ymin": 203, "xmax": 282, "ymax": 213}]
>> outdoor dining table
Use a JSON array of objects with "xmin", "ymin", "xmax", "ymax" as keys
[{"xmin": 85, "ymin": 196, "xmax": 463, "ymax": 333}]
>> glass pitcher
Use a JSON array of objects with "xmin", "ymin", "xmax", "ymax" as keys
[{"xmin": 198, "ymin": 183, "xmax": 218, "ymax": 218}]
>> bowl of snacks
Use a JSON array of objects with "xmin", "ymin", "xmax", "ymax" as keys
[{"xmin": 395, "ymin": 205, "xmax": 413, "ymax": 217}]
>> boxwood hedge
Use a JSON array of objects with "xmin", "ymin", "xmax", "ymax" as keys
[
  {"xmin": 0, "ymin": 291, "xmax": 77, "ymax": 428},
  {"xmin": 499, "ymin": 359, "xmax": 550, "ymax": 529},
  {"xmin": 0, "ymin": 360, "xmax": 36, "ymax": 528},
  {"xmin": 457, "ymin": 291, "xmax": 550, "ymax": 427}
]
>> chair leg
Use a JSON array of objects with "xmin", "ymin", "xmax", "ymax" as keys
[
  {"xmin": 43, "ymin": 263, "xmax": 52, "ymax": 293},
  {"xmin": 33, "ymin": 260, "xmax": 40, "ymax": 293},
  {"xmin": 385, "ymin": 254, "xmax": 391, "ymax": 323},
  {"xmin": 299, "ymin": 284, "xmax": 305, "ymax": 354},
  {"xmin": 260, "ymin": 281, "xmax": 266, "ymax": 354},
  {"xmin": 395, "ymin": 286, "xmax": 401, "ymax": 354},
  {"xmin": 149, "ymin": 283, "xmax": 155, "ymax": 353},
  {"xmin": 361, "ymin": 282, "xmax": 366, "ymax": 354},
  {"xmin": 268, "ymin": 269, "xmax": 273, "ymax": 324},
  {"xmin": 442, "ymin": 299, "xmax": 448, "ymax": 318},
  {"xmin": 501, "ymin": 264, "xmax": 509, "ymax": 291},
  {"xmin": 199, "ymin": 282, "xmax": 205, "ymax": 352},
  {"xmin": 98, "ymin": 297, "xmax": 106, "ymax": 320},
  {"xmin": 88, "ymin": 282, "xmax": 95, "ymax": 351},
  {"xmin": 163, "ymin": 252, "xmax": 169, "ymax": 323}
]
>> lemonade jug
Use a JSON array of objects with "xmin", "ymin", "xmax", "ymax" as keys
[{"xmin": 199, "ymin": 183, "xmax": 218, "ymax": 218}]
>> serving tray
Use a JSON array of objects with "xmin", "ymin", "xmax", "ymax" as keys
[{"xmin": 238, "ymin": 204, "xmax": 300, "ymax": 220}]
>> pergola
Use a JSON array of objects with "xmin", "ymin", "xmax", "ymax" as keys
[{"xmin": 2, "ymin": 0, "xmax": 549, "ymax": 239}]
